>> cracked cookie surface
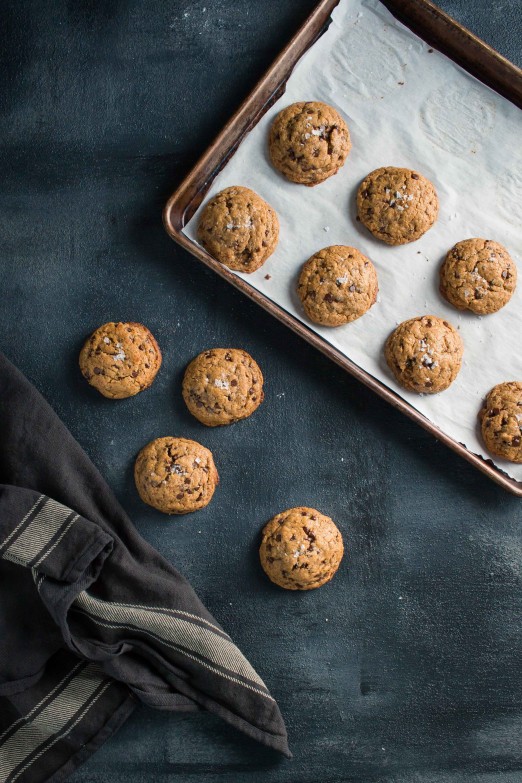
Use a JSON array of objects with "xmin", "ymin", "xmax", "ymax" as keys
[
  {"xmin": 197, "ymin": 186, "xmax": 279, "ymax": 272},
  {"xmin": 385, "ymin": 315, "xmax": 463, "ymax": 394},
  {"xmin": 357, "ymin": 166, "xmax": 439, "ymax": 245},
  {"xmin": 440, "ymin": 238, "xmax": 517, "ymax": 315},
  {"xmin": 269, "ymin": 101, "xmax": 351, "ymax": 186},
  {"xmin": 480, "ymin": 382, "xmax": 522, "ymax": 464},
  {"xmin": 182, "ymin": 348, "xmax": 264, "ymax": 426},
  {"xmin": 259, "ymin": 507, "xmax": 344, "ymax": 590},
  {"xmin": 134, "ymin": 437, "xmax": 219, "ymax": 514},
  {"xmin": 297, "ymin": 245, "xmax": 378, "ymax": 326},
  {"xmin": 79, "ymin": 321, "xmax": 162, "ymax": 399}
]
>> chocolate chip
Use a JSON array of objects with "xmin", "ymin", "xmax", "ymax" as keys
[
  {"xmin": 513, "ymin": 436, "xmax": 521, "ymax": 446},
  {"xmin": 93, "ymin": 367, "xmax": 103, "ymax": 375},
  {"xmin": 488, "ymin": 408, "xmax": 500, "ymax": 417},
  {"xmin": 411, "ymin": 172, "xmax": 419, "ymax": 179},
  {"xmin": 324, "ymin": 293, "xmax": 334, "ymax": 303}
]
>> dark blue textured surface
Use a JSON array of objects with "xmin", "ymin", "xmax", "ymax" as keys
[{"xmin": 1, "ymin": 1, "xmax": 521, "ymax": 781}]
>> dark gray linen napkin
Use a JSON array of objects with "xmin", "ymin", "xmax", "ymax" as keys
[{"xmin": 0, "ymin": 352, "xmax": 290, "ymax": 783}]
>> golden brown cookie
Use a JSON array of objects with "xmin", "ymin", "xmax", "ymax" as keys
[
  {"xmin": 259, "ymin": 507, "xmax": 344, "ymax": 591},
  {"xmin": 357, "ymin": 166, "xmax": 439, "ymax": 245},
  {"xmin": 79, "ymin": 322, "xmax": 162, "ymax": 399},
  {"xmin": 134, "ymin": 437, "xmax": 218, "ymax": 514},
  {"xmin": 479, "ymin": 382, "xmax": 522, "ymax": 463},
  {"xmin": 197, "ymin": 186, "xmax": 279, "ymax": 273},
  {"xmin": 440, "ymin": 238, "xmax": 517, "ymax": 315},
  {"xmin": 385, "ymin": 315, "xmax": 463, "ymax": 394},
  {"xmin": 297, "ymin": 245, "xmax": 378, "ymax": 326},
  {"xmin": 182, "ymin": 348, "xmax": 263, "ymax": 427},
  {"xmin": 269, "ymin": 101, "xmax": 351, "ymax": 186}
]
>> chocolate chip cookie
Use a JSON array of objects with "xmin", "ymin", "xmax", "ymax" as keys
[
  {"xmin": 79, "ymin": 322, "xmax": 162, "ymax": 399},
  {"xmin": 269, "ymin": 101, "xmax": 351, "ymax": 186},
  {"xmin": 259, "ymin": 507, "xmax": 344, "ymax": 591},
  {"xmin": 440, "ymin": 238, "xmax": 517, "ymax": 315},
  {"xmin": 134, "ymin": 437, "xmax": 219, "ymax": 514},
  {"xmin": 197, "ymin": 186, "xmax": 279, "ymax": 273},
  {"xmin": 182, "ymin": 348, "xmax": 263, "ymax": 427},
  {"xmin": 297, "ymin": 245, "xmax": 378, "ymax": 326},
  {"xmin": 357, "ymin": 166, "xmax": 439, "ymax": 245},
  {"xmin": 385, "ymin": 315, "xmax": 463, "ymax": 393},
  {"xmin": 480, "ymin": 382, "xmax": 522, "ymax": 463}
]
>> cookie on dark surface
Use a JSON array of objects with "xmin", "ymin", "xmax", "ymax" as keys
[
  {"xmin": 79, "ymin": 321, "xmax": 162, "ymax": 399},
  {"xmin": 385, "ymin": 315, "xmax": 463, "ymax": 394},
  {"xmin": 480, "ymin": 382, "xmax": 522, "ymax": 463},
  {"xmin": 440, "ymin": 238, "xmax": 517, "ymax": 315},
  {"xmin": 197, "ymin": 186, "xmax": 279, "ymax": 273},
  {"xmin": 259, "ymin": 507, "xmax": 344, "ymax": 591},
  {"xmin": 297, "ymin": 245, "xmax": 378, "ymax": 326},
  {"xmin": 357, "ymin": 166, "xmax": 439, "ymax": 245},
  {"xmin": 134, "ymin": 437, "xmax": 218, "ymax": 514},
  {"xmin": 269, "ymin": 101, "xmax": 351, "ymax": 186},
  {"xmin": 182, "ymin": 348, "xmax": 264, "ymax": 427}
]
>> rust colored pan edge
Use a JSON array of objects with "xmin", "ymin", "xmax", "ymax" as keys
[{"xmin": 163, "ymin": 0, "xmax": 522, "ymax": 496}]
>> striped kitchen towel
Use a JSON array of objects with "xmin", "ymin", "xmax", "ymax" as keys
[{"xmin": 0, "ymin": 352, "xmax": 290, "ymax": 783}]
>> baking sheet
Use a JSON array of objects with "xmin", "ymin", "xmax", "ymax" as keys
[{"xmin": 185, "ymin": 0, "xmax": 522, "ymax": 482}]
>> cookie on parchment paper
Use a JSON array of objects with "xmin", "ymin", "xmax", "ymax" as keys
[
  {"xmin": 269, "ymin": 101, "xmax": 351, "ymax": 186},
  {"xmin": 197, "ymin": 186, "xmax": 279, "ymax": 273},
  {"xmin": 297, "ymin": 245, "xmax": 378, "ymax": 326},
  {"xmin": 440, "ymin": 238, "xmax": 517, "ymax": 315},
  {"xmin": 384, "ymin": 315, "xmax": 463, "ymax": 394},
  {"xmin": 480, "ymin": 382, "xmax": 522, "ymax": 464},
  {"xmin": 357, "ymin": 166, "xmax": 439, "ymax": 245}
]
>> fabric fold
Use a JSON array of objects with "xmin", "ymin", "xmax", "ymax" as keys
[{"xmin": 0, "ymin": 352, "xmax": 290, "ymax": 783}]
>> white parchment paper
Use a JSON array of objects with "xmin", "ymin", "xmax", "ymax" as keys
[{"xmin": 185, "ymin": 0, "xmax": 522, "ymax": 482}]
